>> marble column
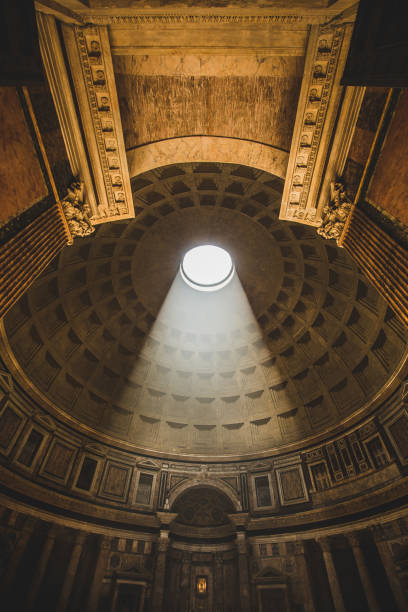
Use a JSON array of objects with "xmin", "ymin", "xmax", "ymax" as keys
[
  {"xmin": 295, "ymin": 541, "xmax": 316, "ymax": 612},
  {"xmin": 1, "ymin": 516, "xmax": 35, "ymax": 593},
  {"xmin": 214, "ymin": 553, "xmax": 224, "ymax": 612},
  {"xmin": 56, "ymin": 530, "xmax": 86, "ymax": 612},
  {"xmin": 151, "ymin": 528, "xmax": 170, "ymax": 612},
  {"xmin": 110, "ymin": 578, "xmax": 119, "ymax": 612},
  {"xmin": 179, "ymin": 553, "xmax": 191, "ymax": 612},
  {"xmin": 151, "ymin": 512, "xmax": 177, "ymax": 612},
  {"xmin": 372, "ymin": 527, "xmax": 407, "ymax": 612},
  {"xmin": 138, "ymin": 584, "xmax": 146, "ymax": 612},
  {"xmin": 347, "ymin": 532, "xmax": 380, "ymax": 612},
  {"xmin": 88, "ymin": 535, "xmax": 111, "ymax": 612},
  {"xmin": 236, "ymin": 531, "xmax": 251, "ymax": 612},
  {"xmin": 317, "ymin": 537, "xmax": 346, "ymax": 612},
  {"xmin": 26, "ymin": 524, "xmax": 57, "ymax": 611},
  {"xmin": 228, "ymin": 513, "xmax": 250, "ymax": 612}
]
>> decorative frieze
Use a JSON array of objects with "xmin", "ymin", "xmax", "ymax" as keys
[
  {"xmin": 89, "ymin": 15, "xmax": 309, "ymax": 26},
  {"xmin": 280, "ymin": 24, "xmax": 352, "ymax": 226}
]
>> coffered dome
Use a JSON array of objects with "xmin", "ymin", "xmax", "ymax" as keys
[{"xmin": 3, "ymin": 163, "xmax": 407, "ymax": 459}]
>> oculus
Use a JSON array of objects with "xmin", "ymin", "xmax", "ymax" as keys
[{"xmin": 180, "ymin": 245, "xmax": 234, "ymax": 292}]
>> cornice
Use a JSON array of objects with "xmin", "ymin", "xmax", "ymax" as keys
[{"xmin": 87, "ymin": 14, "xmax": 314, "ymax": 25}]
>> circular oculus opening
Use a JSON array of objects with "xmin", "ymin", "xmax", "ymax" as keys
[{"xmin": 181, "ymin": 245, "xmax": 234, "ymax": 292}]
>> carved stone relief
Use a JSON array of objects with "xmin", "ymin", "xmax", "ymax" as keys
[
  {"xmin": 316, "ymin": 180, "xmax": 353, "ymax": 243},
  {"xmin": 60, "ymin": 182, "xmax": 94, "ymax": 238},
  {"xmin": 280, "ymin": 24, "xmax": 352, "ymax": 227}
]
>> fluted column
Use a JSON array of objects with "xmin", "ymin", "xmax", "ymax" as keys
[
  {"xmin": 88, "ymin": 535, "xmax": 111, "ymax": 612},
  {"xmin": 371, "ymin": 527, "xmax": 407, "ymax": 612},
  {"xmin": 295, "ymin": 541, "xmax": 316, "ymax": 612},
  {"xmin": 0, "ymin": 201, "xmax": 71, "ymax": 319},
  {"xmin": 57, "ymin": 530, "xmax": 86, "ymax": 612},
  {"xmin": 26, "ymin": 524, "xmax": 57, "ymax": 610},
  {"xmin": 317, "ymin": 538, "xmax": 346, "ymax": 612},
  {"xmin": 151, "ymin": 528, "xmax": 170, "ymax": 612},
  {"xmin": 347, "ymin": 532, "xmax": 380, "ymax": 612},
  {"xmin": 1, "ymin": 516, "xmax": 35, "ymax": 593}
]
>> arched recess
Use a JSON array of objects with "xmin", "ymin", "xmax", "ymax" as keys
[
  {"xmin": 168, "ymin": 478, "xmax": 242, "ymax": 513},
  {"xmin": 126, "ymin": 136, "xmax": 289, "ymax": 180}
]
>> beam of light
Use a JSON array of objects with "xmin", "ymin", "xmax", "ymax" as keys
[
  {"xmin": 117, "ymin": 255, "xmax": 302, "ymax": 453},
  {"xmin": 118, "ymin": 265, "xmax": 273, "ymax": 427},
  {"xmin": 180, "ymin": 244, "xmax": 234, "ymax": 291},
  {"xmin": 157, "ymin": 270, "xmax": 257, "ymax": 339}
]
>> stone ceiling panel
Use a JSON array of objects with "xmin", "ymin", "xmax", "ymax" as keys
[{"xmin": 114, "ymin": 55, "xmax": 303, "ymax": 152}]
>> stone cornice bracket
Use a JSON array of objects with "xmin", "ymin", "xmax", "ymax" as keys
[
  {"xmin": 60, "ymin": 181, "xmax": 95, "ymax": 240},
  {"xmin": 316, "ymin": 180, "xmax": 353, "ymax": 243},
  {"xmin": 321, "ymin": 2, "xmax": 359, "ymax": 28},
  {"xmin": 35, "ymin": 1, "xmax": 84, "ymax": 25},
  {"xmin": 279, "ymin": 22, "xmax": 353, "ymax": 227},
  {"xmin": 62, "ymin": 23, "xmax": 135, "ymax": 224}
]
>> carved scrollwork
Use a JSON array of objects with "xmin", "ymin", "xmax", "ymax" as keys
[
  {"xmin": 61, "ymin": 182, "xmax": 95, "ymax": 239},
  {"xmin": 316, "ymin": 180, "xmax": 352, "ymax": 242}
]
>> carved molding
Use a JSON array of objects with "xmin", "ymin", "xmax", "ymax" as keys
[
  {"xmin": 62, "ymin": 24, "xmax": 135, "ymax": 223},
  {"xmin": 316, "ymin": 181, "xmax": 353, "ymax": 243},
  {"xmin": 89, "ymin": 15, "xmax": 312, "ymax": 26},
  {"xmin": 316, "ymin": 85, "xmax": 365, "ymax": 219},
  {"xmin": 60, "ymin": 182, "xmax": 95, "ymax": 238},
  {"xmin": 36, "ymin": 13, "xmax": 98, "ymax": 217},
  {"xmin": 279, "ymin": 23, "xmax": 353, "ymax": 227}
]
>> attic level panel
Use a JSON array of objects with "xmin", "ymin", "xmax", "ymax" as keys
[
  {"xmin": 113, "ymin": 55, "xmax": 304, "ymax": 151},
  {"xmin": 108, "ymin": 25, "xmax": 308, "ymax": 56}
]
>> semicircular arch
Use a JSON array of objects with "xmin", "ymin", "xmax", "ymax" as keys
[
  {"xmin": 168, "ymin": 478, "xmax": 242, "ymax": 512},
  {"xmin": 127, "ymin": 136, "xmax": 288, "ymax": 180}
]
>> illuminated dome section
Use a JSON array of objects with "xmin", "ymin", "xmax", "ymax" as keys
[{"xmin": 181, "ymin": 245, "xmax": 234, "ymax": 291}]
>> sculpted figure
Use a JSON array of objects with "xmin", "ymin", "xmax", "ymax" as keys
[
  {"xmin": 61, "ymin": 182, "xmax": 95, "ymax": 238},
  {"xmin": 317, "ymin": 181, "xmax": 352, "ymax": 243}
]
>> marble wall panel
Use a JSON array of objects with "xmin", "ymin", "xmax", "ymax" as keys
[
  {"xmin": 367, "ymin": 90, "xmax": 408, "ymax": 227},
  {"xmin": 0, "ymin": 87, "xmax": 48, "ymax": 226}
]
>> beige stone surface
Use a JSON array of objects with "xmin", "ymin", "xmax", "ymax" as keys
[{"xmin": 127, "ymin": 137, "xmax": 289, "ymax": 180}]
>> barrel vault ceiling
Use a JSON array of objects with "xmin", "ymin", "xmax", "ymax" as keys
[{"xmin": 37, "ymin": 0, "xmax": 358, "ymax": 225}]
